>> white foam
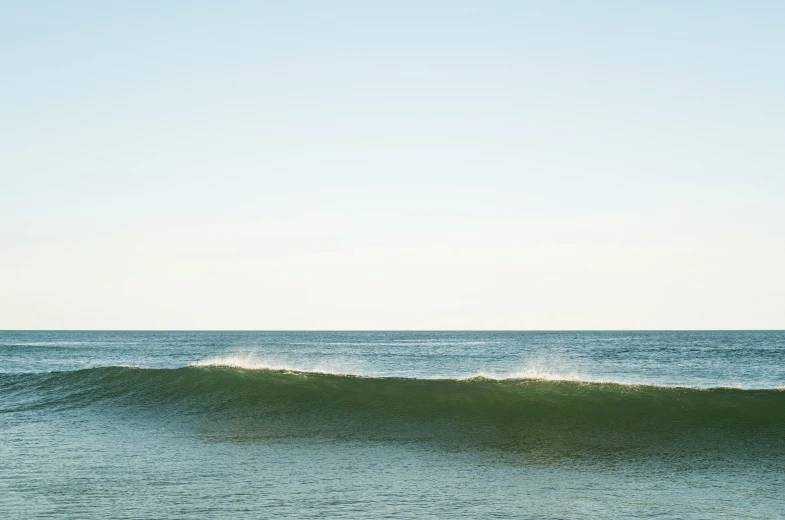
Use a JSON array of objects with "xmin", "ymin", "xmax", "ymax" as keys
[
  {"xmin": 190, "ymin": 351, "xmax": 364, "ymax": 376},
  {"xmin": 464, "ymin": 357, "xmax": 609, "ymax": 383},
  {"xmin": 189, "ymin": 352, "xmax": 785, "ymax": 390}
]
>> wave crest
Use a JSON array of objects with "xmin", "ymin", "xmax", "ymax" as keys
[
  {"xmin": 2, "ymin": 365, "xmax": 784, "ymax": 462},
  {"xmin": 190, "ymin": 352, "xmax": 364, "ymax": 376}
]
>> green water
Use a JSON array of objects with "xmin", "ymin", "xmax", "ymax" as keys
[{"xmin": 2, "ymin": 331, "xmax": 784, "ymax": 518}]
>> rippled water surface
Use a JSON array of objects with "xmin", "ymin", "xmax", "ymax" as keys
[{"xmin": 2, "ymin": 331, "xmax": 784, "ymax": 519}]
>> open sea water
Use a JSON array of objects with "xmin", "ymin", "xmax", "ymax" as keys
[{"xmin": 1, "ymin": 330, "xmax": 783, "ymax": 519}]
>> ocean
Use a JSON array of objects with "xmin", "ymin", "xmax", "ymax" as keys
[{"xmin": 1, "ymin": 330, "xmax": 783, "ymax": 519}]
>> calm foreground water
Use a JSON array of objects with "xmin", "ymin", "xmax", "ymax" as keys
[{"xmin": 1, "ymin": 331, "xmax": 783, "ymax": 519}]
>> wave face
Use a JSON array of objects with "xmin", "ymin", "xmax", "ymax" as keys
[{"xmin": 3, "ymin": 366, "xmax": 783, "ymax": 461}]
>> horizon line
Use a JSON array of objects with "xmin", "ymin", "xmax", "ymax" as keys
[{"xmin": 2, "ymin": 329, "xmax": 784, "ymax": 333}]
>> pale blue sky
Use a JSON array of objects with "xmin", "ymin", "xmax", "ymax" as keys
[{"xmin": 2, "ymin": 1, "xmax": 783, "ymax": 329}]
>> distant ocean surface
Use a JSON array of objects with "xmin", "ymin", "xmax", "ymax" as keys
[{"xmin": 2, "ymin": 331, "xmax": 783, "ymax": 519}]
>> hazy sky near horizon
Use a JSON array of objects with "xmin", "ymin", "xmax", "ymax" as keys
[{"xmin": 2, "ymin": 1, "xmax": 784, "ymax": 329}]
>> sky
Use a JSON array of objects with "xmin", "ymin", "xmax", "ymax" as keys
[{"xmin": 1, "ymin": 1, "xmax": 784, "ymax": 329}]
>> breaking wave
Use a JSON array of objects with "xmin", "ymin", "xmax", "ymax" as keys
[{"xmin": 2, "ymin": 365, "xmax": 783, "ymax": 460}]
